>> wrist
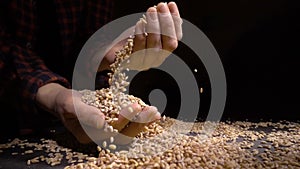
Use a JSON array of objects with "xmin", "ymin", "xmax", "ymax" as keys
[{"xmin": 36, "ymin": 83, "xmax": 66, "ymax": 115}]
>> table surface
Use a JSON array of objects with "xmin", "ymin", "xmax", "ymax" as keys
[{"xmin": 0, "ymin": 125, "xmax": 98, "ymax": 169}]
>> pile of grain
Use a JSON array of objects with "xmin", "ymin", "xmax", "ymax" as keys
[
  {"xmin": 1, "ymin": 120, "xmax": 299, "ymax": 168},
  {"xmin": 65, "ymin": 119, "xmax": 300, "ymax": 169}
]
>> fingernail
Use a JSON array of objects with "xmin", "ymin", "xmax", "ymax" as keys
[
  {"xmin": 155, "ymin": 111, "xmax": 161, "ymax": 120},
  {"xmin": 169, "ymin": 1, "xmax": 176, "ymax": 6},
  {"xmin": 158, "ymin": 2, "xmax": 168, "ymax": 13},
  {"xmin": 148, "ymin": 11, "xmax": 157, "ymax": 21}
]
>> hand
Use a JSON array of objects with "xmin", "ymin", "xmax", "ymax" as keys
[
  {"xmin": 36, "ymin": 83, "xmax": 160, "ymax": 144},
  {"xmin": 103, "ymin": 2, "xmax": 182, "ymax": 71},
  {"xmin": 125, "ymin": 2, "xmax": 182, "ymax": 71}
]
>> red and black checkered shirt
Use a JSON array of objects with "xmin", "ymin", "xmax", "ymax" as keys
[{"xmin": 0, "ymin": 0, "xmax": 113, "ymax": 117}]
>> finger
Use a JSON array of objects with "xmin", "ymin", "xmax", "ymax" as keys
[
  {"xmin": 59, "ymin": 110, "xmax": 86, "ymax": 140},
  {"xmin": 168, "ymin": 2, "xmax": 183, "ymax": 40},
  {"xmin": 133, "ymin": 20, "xmax": 146, "ymax": 51},
  {"xmin": 128, "ymin": 20, "xmax": 146, "ymax": 70},
  {"xmin": 110, "ymin": 103, "xmax": 141, "ymax": 131},
  {"xmin": 75, "ymin": 101, "xmax": 106, "ymax": 129},
  {"xmin": 144, "ymin": 7, "xmax": 162, "ymax": 68},
  {"xmin": 146, "ymin": 7, "xmax": 161, "ymax": 49},
  {"xmin": 63, "ymin": 105, "xmax": 114, "ymax": 144},
  {"xmin": 80, "ymin": 123, "xmax": 118, "ymax": 145},
  {"xmin": 157, "ymin": 2, "xmax": 178, "ymax": 52},
  {"xmin": 67, "ymin": 121, "xmax": 93, "ymax": 144},
  {"xmin": 120, "ymin": 106, "xmax": 160, "ymax": 137},
  {"xmin": 132, "ymin": 106, "xmax": 160, "ymax": 123}
]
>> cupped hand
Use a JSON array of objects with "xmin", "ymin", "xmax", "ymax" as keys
[
  {"xmin": 124, "ymin": 2, "xmax": 182, "ymax": 71},
  {"xmin": 36, "ymin": 83, "xmax": 160, "ymax": 144},
  {"xmin": 103, "ymin": 2, "xmax": 182, "ymax": 71}
]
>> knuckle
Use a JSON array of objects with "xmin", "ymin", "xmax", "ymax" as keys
[
  {"xmin": 152, "ymin": 40, "xmax": 162, "ymax": 48},
  {"xmin": 135, "ymin": 34, "xmax": 146, "ymax": 40},
  {"xmin": 164, "ymin": 39, "xmax": 178, "ymax": 51},
  {"xmin": 147, "ymin": 34, "xmax": 161, "ymax": 48}
]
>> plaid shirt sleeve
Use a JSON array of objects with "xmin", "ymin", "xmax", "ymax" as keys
[
  {"xmin": 12, "ymin": 45, "xmax": 71, "ymax": 100},
  {"xmin": 1, "ymin": 0, "xmax": 114, "ymax": 102},
  {"xmin": 0, "ymin": 1, "xmax": 70, "ymax": 102},
  {"xmin": 1, "ymin": 0, "xmax": 114, "ymax": 131}
]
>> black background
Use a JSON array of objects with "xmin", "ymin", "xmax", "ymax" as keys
[{"xmin": 113, "ymin": 0, "xmax": 300, "ymax": 122}]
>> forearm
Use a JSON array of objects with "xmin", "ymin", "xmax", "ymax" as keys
[
  {"xmin": 1, "ymin": 40, "xmax": 70, "ymax": 118},
  {"xmin": 7, "ymin": 43, "xmax": 70, "ymax": 100}
]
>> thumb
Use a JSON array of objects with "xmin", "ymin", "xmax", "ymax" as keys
[{"xmin": 75, "ymin": 102, "xmax": 106, "ymax": 129}]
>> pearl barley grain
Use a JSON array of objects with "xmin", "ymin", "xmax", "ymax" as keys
[
  {"xmin": 128, "ymin": 107, "xmax": 134, "ymax": 113},
  {"xmin": 102, "ymin": 141, "xmax": 107, "ymax": 148},
  {"xmin": 109, "ymin": 144, "xmax": 117, "ymax": 150},
  {"xmin": 110, "ymin": 137, "xmax": 114, "ymax": 143}
]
